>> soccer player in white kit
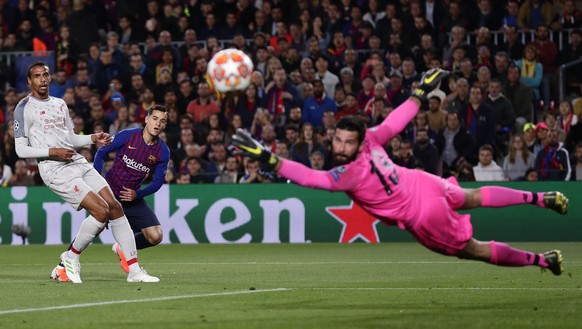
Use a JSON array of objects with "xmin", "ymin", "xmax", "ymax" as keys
[{"xmin": 14, "ymin": 61, "xmax": 159, "ymax": 283}]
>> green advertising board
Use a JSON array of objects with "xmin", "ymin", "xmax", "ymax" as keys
[{"xmin": 0, "ymin": 182, "xmax": 580, "ymax": 245}]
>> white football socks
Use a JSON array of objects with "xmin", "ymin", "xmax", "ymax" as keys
[
  {"xmin": 109, "ymin": 215, "xmax": 141, "ymax": 273},
  {"xmin": 69, "ymin": 215, "xmax": 106, "ymax": 261}
]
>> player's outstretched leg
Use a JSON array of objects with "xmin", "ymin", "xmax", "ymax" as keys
[
  {"xmin": 465, "ymin": 187, "xmax": 569, "ymax": 214},
  {"xmin": 457, "ymin": 239, "xmax": 563, "ymax": 276}
]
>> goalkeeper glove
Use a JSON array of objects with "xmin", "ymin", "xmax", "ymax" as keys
[
  {"xmin": 231, "ymin": 128, "xmax": 279, "ymax": 171},
  {"xmin": 411, "ymin": 68, "xmax": 450, "ymax": 102}
]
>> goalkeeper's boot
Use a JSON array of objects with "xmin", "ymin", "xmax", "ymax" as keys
[
  {"xmin": 50, "ymin": 264, "xmax": 71, "ymax": 282},
  {"xmin": 60, "ymin": 251, "xmax": 82, "ymax": 283},
  {"xmin": 112, "ymin": 242, "xmax": 130, "ymax": 273},
  {"xmin": 543, "ymin": 192, "xmax": 569, "ymax": 215},
  {"xmin": 542, "ymin": 250, "xmax": 563, "ymax": 276},
  {"xmin": 127, "ymin": 268, "xmax": 160, "ymax": 283}
]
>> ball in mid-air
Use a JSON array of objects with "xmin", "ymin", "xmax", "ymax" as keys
[{"xmin": 207, "ymin": 49, "xmax": 254, "ymax": 93}]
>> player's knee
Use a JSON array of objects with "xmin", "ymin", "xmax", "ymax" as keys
[
  {"xmin": 147, "ymin": 231, "xmax": 163, "ymax": 246},
  {"xmin": 90, "ymin": 199, "xmax": 109, "ymax": 222},
  {"xmin": 107, "ymin": 200, "xmax": 123, "ymax": 217}
]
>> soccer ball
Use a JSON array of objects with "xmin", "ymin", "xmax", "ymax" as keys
[{"xmin": 207, "ymin": 49, "xmax": 254, "ymax": 93}]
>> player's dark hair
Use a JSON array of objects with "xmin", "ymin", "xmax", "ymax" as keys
[
  {"xmin": 27, "ymin": 61, "xmax": 48, "ymax": 78},
  {"xmin": 148, "ymin": 104, "xmax": 167, "ymax": 116},
  {"xmin": 335, "ymin": 116, "xmax": 367, "ymax": 144}
]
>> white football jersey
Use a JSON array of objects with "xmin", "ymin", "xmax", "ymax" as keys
[{"xmin": 14, "ymin": 95, "xmax": 85, "ymax": 163}]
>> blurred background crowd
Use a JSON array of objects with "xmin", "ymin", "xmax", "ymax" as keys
[{"xmin": 1, "ymin": 0, "xmax": 582, "ymax": 187}]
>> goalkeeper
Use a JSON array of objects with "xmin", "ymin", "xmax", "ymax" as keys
[{"xmin": 232, "ymin": 68, "xmax": 569, "ymax": 276}]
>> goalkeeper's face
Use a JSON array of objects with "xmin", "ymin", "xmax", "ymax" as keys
[{"xmin": 332, "ymin": 129, "xmax": 362, "ymax": 166}]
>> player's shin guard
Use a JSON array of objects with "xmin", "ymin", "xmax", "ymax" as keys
[
  {"xmin": 70, "ymin": 215, "xmax": 106, "ymax": 261},
  {"xmin": 109, "ymin": 215, "xmax": 140, "ymax": 273},
  {"xmin": 489, "ymin": 241, "xmax": 546, "ymax": 267}
]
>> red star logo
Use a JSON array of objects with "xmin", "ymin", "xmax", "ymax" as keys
[{"xmin": 326, "ymin": 202, "xmax": 380, "ymax": 243}]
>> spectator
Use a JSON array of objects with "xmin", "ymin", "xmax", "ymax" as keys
[
  {"xmin": 148, "ymin": 30, "xmax": 181, "ymax": 70},
  {"xmin": 283, "ymin": 124, "xmax": 299, "ymax": 148},
  {"xmin": 515, "ymin": 45, "xmax": 543, "ymax": 104},
  {"xmin": 309, "ymin": 150, "xmax": 326, "ymax": 171},
  {"xmin": 185, "ymin": 156, "xmax": 211, "ymax": 184},
  {"xmin": 55, "ymin": 26, "xmax": 80, "ymax": 77},
  {"xmin": 523, "ymin": 167, "xmax": 539, "ymax": 181},
  {"xmin": 502, "ymin": 26, "xmax": 526, "ymax": 62},
  {"xmin": 302, "ymin": 79, "xmax": 337, "ymax": 129},
  {"xmin": 239, "ymin": 158, "xmax": 271, "ymax": 183},
  {"xmin": 259, "ymin": 124, "xmax": 278, "ymax": 154},
  {"xmin": 93, "ymin": 50, "xmax": 123, "ymax": 95},
  {"xmin": 314, "ymin": 55, "xmax": 340, "ymax": 99},
  {"xmin": 261, "ymin": 68, "xmax": 301, "ymax": 128},
  {"xmin": 214, "ymin": 155, "xmax": 242, "ymax": 184},
  {"xmin": 444, "ymin": 78, "xmax": 470, "ymax": 114},
  {"xmin": 393, "ymin": 139, "xmax": 418, "ymax": 169},
  {"xmin": 336, "ymin": 92, "xmax": 360, "ymax": 121},
  {"xmin": 529, "ymin": 25, "xmax": 558, "ymax": 110},
  {"xmin": 205, "ymin": 143, "xmax": 228, "ymax": 181},
  {"xmin": 492, "ymin": 51, "xmax": 510, "ymax": 85},
  {"xmin": 502, "ymin": 0, "xmax": 520, "ymax": 30},
  {"xmin": 503, "ymin": 134, "xmax": 536, "ymax": 180},
  {"xmin": 535, "ymin": 129, "xmax": 571, "ymax": 181},
  {"xmin": 426, "ymin": 95, "xmax": 447, "ymax": 134},
  {"xmin": 552, "ymin": 1, "xmax": 581, "ymax": 31},
  {"xmin": 459, "ymin": 86, "xmax": 496, "ymax": 149},
  {"xmin": 386, "ymin": 70, "xmax": 410, "ymax": 108},
  {"xmin": 523, "ymin": 122, "xmax": 538, "ymax": 153},
  {"xmin": 435, "ymin": 112, "xmax": 478, "ymax": 174},
  {"xmin": 290, "ymin": 122, "xmax": 328, "ymax": 168},
  {"xmin": 503, "ymin": 65, "xmax": 534, "ymax": 130},
  {"xmin": 485, "ymin": 79, "xmax": 515, "ymax": 129},
  {"xmin": 560, "ymin": 100, "xmax": 582, "ymax": 152},
  {"xmin": 109, "ymin": 106, "xmax": 141, "ymax": 135},
  {"xmin": 413, "ymin": 128, "xmax": 440, "ymax": 175},
  {"xmin": 66, "ymin": 0, "xmax": 99, "ymax": 53},
  {"xmin": 127, "ymin": 53, "xmax": 155, "ymax": 87},
  {"xmin": 0, "ymin": 151, "xmax": 13, "ymax": 187},
  {"xmin": 474, "ymin": 144, "xmax": 505, "ymax": 181},
  {"xmin": 186, "ymin": 82, "xmax": 219, "ymax": 125},
  {"xmin": 570, "ymin": 142, "xmax": 582, "ymax": 180},
  {"xmin": 49, "ymin": 69, "xmax": 73, "ymax": 99},
  {"xmin": 518, "ymin": 0, "xmax": 557, "ymax": 32},
  {"xmin": 6, "ymin": 159, "xmax": 36, "ymax": 186}
]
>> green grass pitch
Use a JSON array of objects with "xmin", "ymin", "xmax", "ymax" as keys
[{"xmin": 0, "ymin": 243, "xmax": 581, "ymax": 329}]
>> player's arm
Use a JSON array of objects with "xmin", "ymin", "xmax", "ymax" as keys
[
  {"xmin": 64, "ymin": 103, "xmax": 110, "ymax": 148},
  {"xmin": 231, "ymin": 129, "xmax": 347, "ymax": 191},
  {"xmin": 93, "ymin": 129, "xmax": 130, "ymax": 174},
  {"xmin": 276, "ymin": 158, "xmax": 345, "ymax": 191},
  {"xmin": 367, "ymin": 69, "xmax": 450, "ymax": 146},
  {"xmin": 135, "ymin": 147, "xmax": 170, "ymax": 199}
]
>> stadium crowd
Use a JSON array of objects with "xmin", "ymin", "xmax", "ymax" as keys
[{"xmin": 1, "ymin": 0, "xmax": 582, "ymax": 187}]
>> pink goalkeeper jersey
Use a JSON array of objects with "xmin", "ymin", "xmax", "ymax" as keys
[{"xmin": 279, "ymin": 99, "xmax": 428, "ymax": 228}]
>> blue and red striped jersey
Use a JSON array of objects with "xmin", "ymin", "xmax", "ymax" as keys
[{"xmin": 94, "ymin": 128, "xmax": 170, "ymax": 199}]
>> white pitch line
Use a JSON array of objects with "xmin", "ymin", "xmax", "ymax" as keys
[
  {"xmin": 0, "ymin": 288, "xmax": 290, "ymax": 316},
  {"xmin": 304, "ymin": 287, "xmax": 582, "ymax": 291},
  {"xmin": 7, "ymin": 261, "xmax": 582, "ymax": 266}
]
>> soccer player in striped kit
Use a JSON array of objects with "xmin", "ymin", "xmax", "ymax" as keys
[
  {"xmin": 94, "ymin": 104, "xmax": 170, "ymax": 273},
  {"xmin": 14, "ymin": 61, "xmax": 159, "ymax": 283}
]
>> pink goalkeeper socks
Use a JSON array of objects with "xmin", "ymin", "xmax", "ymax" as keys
[
  {"xmin": 480, "ymin": 187, "xmax": 545, "ymax": 208},
  {"xmin": 489, "ymin": 241, "xmax": 546, "ymax": 267}
]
